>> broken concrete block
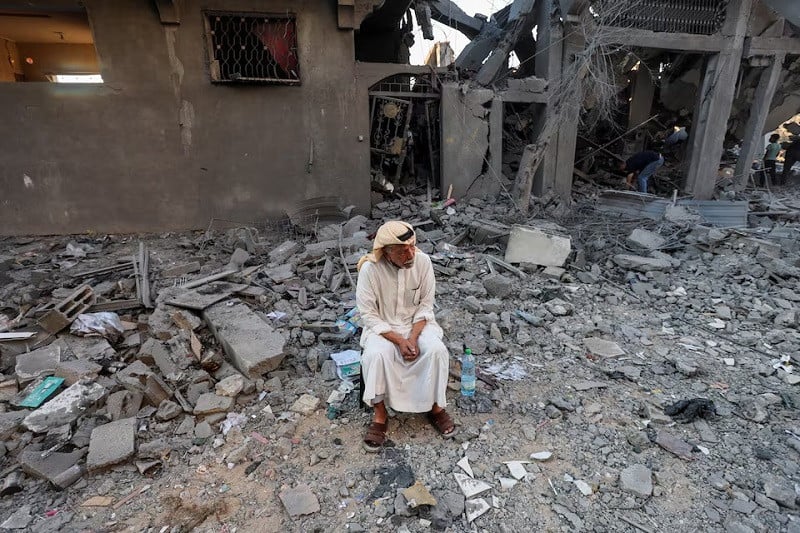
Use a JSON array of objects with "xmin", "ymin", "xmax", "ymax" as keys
[
  {"xmin": 106, "ymin": 390, "xmax": 143, "ymax": 421},
  {"xmin": 627, "ymin": 228, "xmax": 667, "ymax": 251},
  {"xmin": 290, "ymin": 393, "xmax": 319, "ymax": 415},
  {"xmin": 504, "ymin": 225, "xmax": 571, "ymax": 267},
  {"xmin": 279, "ymin": 484, "xmax": 320, "ymax": 517},
  {"xmin": 0, "ymin": 411, "xmax": 28, "ymax": 440},
  {"xmin": 22, "ymin": 381, "xmax": 107, "ymax": 433},
  {"xmin": 0, "ymin": 505, "xmax": 32, "ymax": 529},
  {"xmin": 193, "ymin": 393, "xmax": 234, "ymax": 416},
  {"xmin": 19, "ymin": 447, "xmax": 85, "ymax": 485},
  {"xmin": 613, "ymin": 254, "xmax": 672, "ymax": 272},
  {"xmin": 542, "ymin": 266, "xmax": 566, "ymax": 279},
  {"xmin": 57, "ymin": 335, "xmax": 116, "ymax": 361},
  {"xmin": 507, "ymin": 76, "xmax": 547, "ymax": 93},
  {"xmin": 87, "ymin": 417, "xmax": 137, "ymax": 471},
  {"xmin": 203, "ymin": 300, "xmax": 286, "ymax": 378},
  {"xmin": 156, "ymin": 399, "xmax": 182, "ymax": 421},
  {"xmin": 15, "ymin": 344, "xmax": 61, "ymax": 384},
  {"xmin": 117, "ymin": 360, "xmax": 174, "ymax": 406},
  {"xmin": 265, "ymin": 263, "xmax": 295, "ymax": 283},
  {"xmin": 620, "ymin": 464, "xmax": 652, "ymax": 497},
  {"xmin": 138, "ymin": 338, "xmax": 171, "ymax": 369},
  {"xmin": 482, "ymin": 274, "xmax": 513, "ymax": 298},
  {"xmin": 38, "ymin": 285, "xmax": 95, "ymax": 334},
  {"xmin": 583, "ymin": 337, "xmax": 624, "ymax": 358},
  {"xmin": 228, "ymin": 248, "xmax": 250, "ymax": 270},
  {"xmin": 215, "ymin": 374, "xmax": 245, "ymax": 397},
  {"xmin": 54, "ymin": 359, "xmax": 102, "ymax": 386}
]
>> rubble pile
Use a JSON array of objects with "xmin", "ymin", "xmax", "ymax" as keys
[{"xmin": 0, "ymin": 189, "xmax": 799, "ymax": 531}]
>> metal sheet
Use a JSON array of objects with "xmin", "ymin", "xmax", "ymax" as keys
[{"xmin": 596, "ymin": 190, "xmax": 748, "ymax": 228}]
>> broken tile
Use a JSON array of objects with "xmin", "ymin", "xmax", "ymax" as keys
[
  {"xmin": 465, "ymin": 497, "xmax": 491, "ymax": 522},
  {"xmin": 453, "ymin": 472, "xmax": 492, "ymax": 498},
  {"xmin": 456, "ymin": 456, "xmax": 473, "ymax": 477}
]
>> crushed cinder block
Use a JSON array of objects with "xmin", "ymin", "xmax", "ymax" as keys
[
  {"xmin": 504, "ymin": 225, "xmax": 571, "ymax": 267},
  {"xmin": 627, "ymin": 228, "xmax": 667, "ymax": 251},
  {"xmin": 15, "ymin": 344, "xmax": 61, "ymax": 384},
  {"xmin": 87, "ymin": 417, "xmax": 137, "ymax": 472},
  {"xmin": 203, "ymin": 299, "xmax": 286, "ymax": 378},
  {"xmin": 38, "ymin": 285, "xmax": 95, "ymax": 334},
  {"xmin": 55, "ymin": 359, "xmax": 102, "ymax": 386},
  {"xmin": 22, "ymin": 381, "xmax": 107, "ymax": 433}
]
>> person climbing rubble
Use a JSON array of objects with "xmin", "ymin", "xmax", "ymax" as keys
[
  {"xmin": 619, "ymin": 149, "xmax": 664, "ymax": 193},
  {"xmin": 355, "ymin": 220, "xmax": 457, "ymax": 452}
]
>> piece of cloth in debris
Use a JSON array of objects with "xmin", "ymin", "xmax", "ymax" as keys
[
  {"xmin": 356, "ymin": 220, "xmax": 417, "ymax": 271},
  {"xmin": 356, "ymin": 250, "xmax": 447, "ymax": 412},
  {"xmin": 664, "ymin": 398, "xmax": 716, "ymax": 423}
]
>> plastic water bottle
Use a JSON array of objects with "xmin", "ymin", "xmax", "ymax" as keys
[{"xmin": 461, "ymin": 348, "xmax": 476, "ymax": 397}]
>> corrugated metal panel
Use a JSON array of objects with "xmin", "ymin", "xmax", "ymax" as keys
[{"xmin": 596, "ymin": 191, "xmax": 748, "ymax": 228}]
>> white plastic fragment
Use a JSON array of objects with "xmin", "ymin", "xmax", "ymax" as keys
[
  {"xmin": 530, "ymin": 451, "xmax": 553, "ymax": 461},
  {"xmin": 503, "ymin": 461, "xmax": 528, "ymax": 480},
  {"xmin": 456, "ymin": 456, "xmax": 474, "ymax": 478},
  {"xmin": 465, "ymin": 498, "xmax": 491, "ymax": 522},
  {"xmin": 453, "ymin": 473, "xmax": 492, "ymax": 498}
]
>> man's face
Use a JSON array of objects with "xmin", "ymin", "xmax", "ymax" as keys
[{"xmin": 384, "ymin": 244, "xmax": 416, "ymax": 269}]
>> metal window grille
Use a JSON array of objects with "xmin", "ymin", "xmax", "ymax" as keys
[
  {"xmin": 598, "ymin": 0, "xmax": 728, "ymax": 35},
  {"xmin": 204, "ymin": 12, "xmax": 300, "ymax": 84}
]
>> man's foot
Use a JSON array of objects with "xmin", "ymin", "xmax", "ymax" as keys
[
  {"xmin": 363, "ymin": 421, "xmax": 387, "ymax": 453},
  {"xmin": 427, "ymin": 409, "xmax": 458, "ymax": 439}
]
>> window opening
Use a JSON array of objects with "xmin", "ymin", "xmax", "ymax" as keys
[{"xmin": 204, "ymin": 12, "xmax": 300, "ymax": 84}]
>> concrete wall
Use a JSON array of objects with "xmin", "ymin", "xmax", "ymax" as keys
[
  {"xmin": 0, "ymin": 0, "xmax": 370, "ymax": 235},
  {"xmin": 0, "ymin": 38, "xmax": 21, "ymax": 82},
  {"xmin": 16, "ymin": 43, "xmax": 100, "ymax": 82}
]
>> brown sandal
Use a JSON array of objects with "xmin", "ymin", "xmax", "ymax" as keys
[
  {"xmin": 363, "ymin": 421, "xmax": 387, "ymax": 452},
  {"xmin": 428, "ymin": 409, "xmax": 458, "ymax": 439}
]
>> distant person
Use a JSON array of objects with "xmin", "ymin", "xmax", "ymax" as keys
[
  {"xmin": 763, "ymin": 133, "xmax": 782, "ymax": 186},
  {"xmin": 782, "ymin": 137, "xmax": 800, "ymax": 185},
  {"xmin": 620, "ymin": 150, "xmax": 664, "ymax": 193}
]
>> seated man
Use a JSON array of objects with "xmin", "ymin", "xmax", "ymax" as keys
[
  {"xmin": 620, "ymin": 150, "xmax": 664, "ymax": 193},
  {"xmin": 356, "ymin": 221, "xmax": 456, "ymax": 452}
]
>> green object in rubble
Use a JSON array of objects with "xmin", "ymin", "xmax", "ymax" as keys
[{"xmin": 19, "ymin": 376, "xmax": 65, "ymax": 408}]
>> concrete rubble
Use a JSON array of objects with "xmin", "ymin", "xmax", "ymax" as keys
[{"xmin": 0, "ymin": 186, "xmax": 798, "ymax": 531}]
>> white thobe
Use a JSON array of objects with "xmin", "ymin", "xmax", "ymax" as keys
[{"xmin": 356, "ymin": 251, "xmax": 449, "ymax": 412}]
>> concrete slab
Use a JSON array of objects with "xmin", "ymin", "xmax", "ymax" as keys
[
  {"xmin": 504, "ymin": 225, "xmax": 571, "ymax": 267},
  {"xmin": 15, "ymin": 344, "xmax": 61, "ymax": 384},
  {"xmin": 627, "ymin": 228, "xmax": 667, "ymax": 251},
  {"xmin": 583, "ymin": 337, "xmax": 625, "ymax": 358},
  {"xmin": 19, "ymin": 447, "xmax": 85, "ymax": 484},
  {"xmin": 86, "ymin": 417, "xmax": 136, "ymax": 472},
  {"xmin": 22, "ymin": 381, "xmax": 107, "ymax": 433},
  {"xmin": 0, "ymin": 410, "xmax": 28, "ymax": 439},
  {"xmin": 279, "ymin": 484, "xmax": 320, "ymax": 516},
  {"xmin": 54, "ymin": 359, "xmax": 102, "ymax": 385},
  {"xmin": 613, "ymin": 254, "xmax": 673, "ymax": 272},
  {"xmin": 203, "ymin": 300, "xmax": 286, "ymax": 378}
]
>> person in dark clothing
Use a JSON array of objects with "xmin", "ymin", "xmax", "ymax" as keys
[
  {"xmin": 619, "ymin": 150, "xmax": 664, "ymax": 193},
  {"xmin": 763, "ymin": 133, "xmax": 781, "ymax": 186},
  {"xmin": 782, "ymin": 138, "xmax": 800, "ymax": 185}
]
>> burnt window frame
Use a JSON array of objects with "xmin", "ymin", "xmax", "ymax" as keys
[{"xmin": 202, "ymin": 10, "xmax": 301, "ymax": 85}]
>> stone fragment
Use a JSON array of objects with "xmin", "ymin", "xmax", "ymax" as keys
[
  {"xmin": 193, "ymin": 393, "xmax": 234, "ymax": 415},
  {"xmin": 402, "ymin": 481, "xmax": 437, "ymax": 507},
  {"xmin": 106, "ymin": 390, "xmax": 143, "ymax": 421},
  {"xmin": 138, "ymin": 438, "xmax": 170, "ymax": 460},
  {"xmin": 175, "ymin": 416, "xmax": 195, "ymax": 435},
  {"xmin": 215, "ymin": 374, "xmax": 245, "ymax": 397},
  {"xmin": 279, "ymin": 484, "xmax": 320, "ymax": 516},
  {"xmin": 290, "ymin": 394, "xmax": 320, "ymax": 415},
  {"xmin": 194, "ymin": 421, "xmax": 214, "ymax": 439},
  {"xmin": 0, "ymin": 505, "xmax": 32, "ymax": 529},
  {"xmin": 620, "ymin": 464, "xmax": 652, "ymax": 497},
  {"xmin": 22, "ymin": 381, "xmax": 106, "ymax": 433},
  {"xmin": 54, "ymin": 359, "xmax": 102, "ymax": 385},
  {"xmin": 763, "ymin": 476, "xmax": 797, "ymax": 508},
  {"xmin": 504, "ymin": 225, "xmax": 571, "ymax": 267},
  {"xmin": 627, "ymin": 228, "xmax": 667, "ymax": 251},
  {"xmin": 583, "ymin": 337, "xmax": 624, "ymax": 358},
  {"xmin": 482, "ymin": 274, "xmax": 513, "ymax": 298},
  {"xmin": 0, "ymin": 411, "xmax": 27, "ymax": 440},
  {"xmin": 465, "ymin": 498, "xmax": 491, "ymax": 522},
  {"xmin": 544, "ymin": 298, "xmax": 572, "ymax": 316},
  {"xmin": 203, "ymin": 300, "xmax": 286, "ymax": 378},
  {"xmin": 139, "ymin": 338, "xmax": 178, "ymax": 378},
  {"xmin": 15, "ymin": 344, "xmax": 61, "ymax": 384},
  {"xmin": 156, "ymin": 399, "xmax": 182, "ymax": 421},
  {"xmin": 86, "ymin": 418, "xmax": 136, "ymax": 471},
  {"xmin": 269, "ymin": 240, "xmax": 301, "ymax": 264},
  {"xmin": 530, "ymin": 451, "xmax": 553, "ymax": 461},
  {"xmin": 655, "ymin": 430, "xmax": 694, "ymax": 459},
  {"xmin": 453, "ymin": 472, "xmax": 492, "ymax": 498},
  {"xmin": 574, "ymin": 480, "xmax": 593, "ymax": 496},
  {"xmin": 613, "ymin": 254, "xmax": 672, "ymax": 272}
]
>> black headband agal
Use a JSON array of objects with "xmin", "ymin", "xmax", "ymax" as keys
[{"xmin": 396, "ymin": 226, "xmax": 414, "ymax": 242}]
